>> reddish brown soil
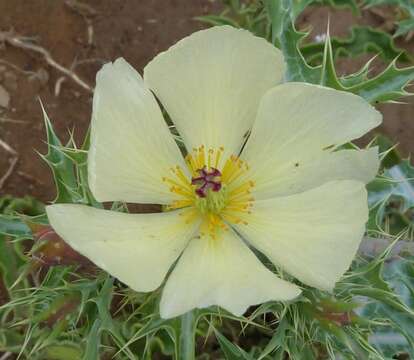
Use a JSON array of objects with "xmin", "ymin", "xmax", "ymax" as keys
[{"xmin": 0, "ymin": 1, "xmax": 413, "ymax": 203}]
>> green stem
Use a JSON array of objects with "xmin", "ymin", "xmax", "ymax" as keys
[{"xmin": 177, "ymin": 311, "xmax": 196, "ymax": 360}]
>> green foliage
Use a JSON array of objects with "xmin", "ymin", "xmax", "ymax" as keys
[
  {"xmin": 214, "ymin": 328, "xmax": 254, "ymax": 359},
  {"xmin": 358, "ymin": 256, "xmax": 414, "ymax": 358},
  {"xmin": 39, "ymin": 103, "xmax": 80, "ymax": 204},
  {"xmin": 301, "ymin": 26, "xmax": 411, "ymax": 64},
  {"xmin": 267, "ymin": 0, "xmax": 414, "ymax": 103},
  {"xmin": 0, "ymin": 195, "xmax": 46, "ymax": 294},
  {"xmin": 40, "ymin": 104, "xmax": 99, "ymax": 207},
  {"xmin": 369, "ymin": 159, "xmax": 414, "ymax": 212},
  {"xmin": 196, "ymin": 0, "xmax": 271, "ymax": 38},
  {"xmin": 265, "ymin": 0, "xmax": 321, "ymax": 83},
  {"xmin": 367, "ymin": 136, "xmax": 414, "ymax": 236},
  {"xmin": 364, "ymin": 0, "xmax": 414, "ymax": 37},
  {"xmin": 0, "ymin": 195, "xmax": 44, "ymax": 216}
]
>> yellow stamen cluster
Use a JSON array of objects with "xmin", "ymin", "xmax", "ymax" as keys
[
  {"xmin": 162, "ymin": 165, "xmax": 194, "ymax": 210},
  {"xmin": 162, "ymin": 146, "xmax": 255, "ymax": 239}
]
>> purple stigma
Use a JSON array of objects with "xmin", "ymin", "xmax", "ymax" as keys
[{"xmin": 191, "ymin": 167, "xmax": 222, "ymax": 198}]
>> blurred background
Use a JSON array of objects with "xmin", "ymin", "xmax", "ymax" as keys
[{"xmin": 0, "ymin": 0, "xmax": 413, "ymax": 203}]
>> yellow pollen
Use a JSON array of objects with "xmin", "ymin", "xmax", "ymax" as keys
[{"xmin": 162, "ymin": 146, "xmax": 255, "ymax": 238}]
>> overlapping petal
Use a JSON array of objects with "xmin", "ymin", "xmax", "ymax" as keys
[
  {"xmin": 234, "ymin": 180, "xmax": 368, "ymax": 291},
  {"xmin": 160, "ymin": 229, "xmax": 301, "ymax": 319},
  {"xmin": 247, "ymin": 147, "xmax": 379, "ymax": 200},
  {"xmin": 240, "ymin": 83, "xmax": 382, "ymax": 199},
  {"xmin": 46, "ymin": 204, "xmax": 199, "ymax": 292},
  {"xmin": 88, "ymin": 58, "xmax": 187, "ymax": 204},
  {"xmin": 144, "ymin": 26, "xmax": 285, "ymax": 160}
]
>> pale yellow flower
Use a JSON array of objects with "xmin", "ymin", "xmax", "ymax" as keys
[{"xmin": 46, "ymin": 26, "xmax": 382, "ymax": 319}]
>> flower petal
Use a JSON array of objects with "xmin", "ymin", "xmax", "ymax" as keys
[
  {"xmin": 234, "ymin": 180, "xmax": 368, "ymax": 291},
  {"xmin": 249, "ymin": 147, "xmax": 379, "ymax": 199},
  {"xmin": 144, "ymin": 26, "xmax": 285, "ymax": 159},
  {"xmin": 89, "ymin": 58, "xmax": 187, "ymax": 204},
  {"xmin": 46, "ymin": 204, "xmax": 198, "ymax": 292},
  {"xmin": 241, "ymin": 83, "xmax": 381, "ymax": 199},
  {"xmin": 160, "ymin": 229, "xmax": 301, "ymax": 319}
]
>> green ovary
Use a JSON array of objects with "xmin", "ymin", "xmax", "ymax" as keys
[{"xmin": 193, "ymin": 187, "xmax": 228, "ymax": 215}]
